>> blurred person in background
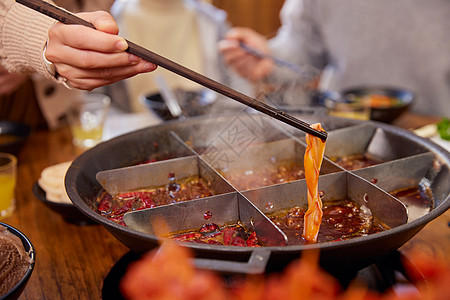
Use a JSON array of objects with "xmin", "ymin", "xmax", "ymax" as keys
[
  {"xmin": 0, "ymin": 0, "xmax": 156, "ymax": 129},
  {"xmin": 219, "ymin": 0, "xmax": 450, "ymax": 117},
  {"xmin": 107, "ymin": 0, "xmax": 252, "ymax": 114}
]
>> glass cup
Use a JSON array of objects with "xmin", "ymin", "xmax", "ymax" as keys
[
  {"xmin": 0, "ymin": 153, "xmax": 17, "ymax": 219},
  {"xmin": 67, "ymin": 93, "xmax": 111, "ymax": 149}
]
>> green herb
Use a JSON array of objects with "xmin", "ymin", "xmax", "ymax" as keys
[{"xmin": 437, "ymin": 117, "xmax": 450, "ymax": 141}]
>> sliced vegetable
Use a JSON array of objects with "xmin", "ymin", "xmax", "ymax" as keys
[{"xmin": 437, "ymin": 117, "xmax": 450, "ymax": 141}]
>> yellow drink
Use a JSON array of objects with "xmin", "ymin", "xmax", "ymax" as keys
[
  {"xmin": 0, "ymin": 174, "xmax": 16, "ymax": 219},
  {"xmin": 71, "ymin": 125, "xmax": 104, "ymax": 148},
  {"xmin": 67, "ymin": 93, "xmax": 110, "ymax": 149}
]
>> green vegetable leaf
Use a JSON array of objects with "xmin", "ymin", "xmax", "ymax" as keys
[{"xmin": 437, "ymin": 117, "xmax": 450, "ymax": 141}]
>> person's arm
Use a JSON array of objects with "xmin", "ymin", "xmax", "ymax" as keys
[
  {"xmin": 0, "ymin": 0, "xmax": 156, "ymax": 90},
  {"xmin": 268, "ymin": 0, "xmax": 327, "ymax": 72},
  {"xmin": 218, "ymin": 27, "xmax": 274, "ymax": 83},
  {"xmin": 218, "ymin": 0, "xmax": 326, "ymax": 84}
]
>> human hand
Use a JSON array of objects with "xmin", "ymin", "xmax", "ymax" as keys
[
  {"xmin": 218, "ymin": 27, "xmax": 274, "ymax": 82},
  {"xmin": 45, "ymin": 11, "xmax": 157, "ymax": 90},
  {"xmin": 0, "ymin": 66, "xmax": 28, "ymax": 95}
]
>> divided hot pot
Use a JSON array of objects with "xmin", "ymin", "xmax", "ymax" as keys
[{"xmin": 65, "ymin": 114, "xmax": 450, "ymax": 276}]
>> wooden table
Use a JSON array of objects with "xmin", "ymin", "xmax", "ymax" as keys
[
  {"xmin": 2, "ymin": 113, "xmax": 449, "ymax": 299},
  {"xmin": 3, "ymin": 126, "xmax": 129, "ymax": 299}
]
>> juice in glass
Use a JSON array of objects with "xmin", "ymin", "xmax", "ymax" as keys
[
  {"xmin": 0, "ymin": 153, "xmax": 17, "ymax": 219},
  {"xmin": 67, "ymin": 93, "xmax": 110, "ymax": 149}
]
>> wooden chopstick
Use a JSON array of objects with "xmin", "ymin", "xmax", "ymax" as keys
[
  {"xmin": 239, "ymin": 42, "xmax": 316, "ymax": 78},
  {"xmin": 17, "ymin": 0, "xmax": 327, "ymax": 140}
]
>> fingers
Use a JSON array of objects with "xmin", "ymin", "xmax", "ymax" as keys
[
  {"xmin": 224, "ymin": 27, "xmax": 257, "ymax": 42},
  {"xmin": 219, "ymin": 28, "xmax": 274, "ymax": 82},
  {"xmin": 45, "ymin": 10, "xmax": 158, "ymax": 90},
  {"xmin": 47, "ymin": 23, "xmax": 128, "ymax": 58},
  {"xmin": 252, "ymin": 60, "xmax": 274, "ymax": 82},
  {"xmin": 56, "ymin": 59, "xmax": 156, "ymax": 90},
  {"xmin": 80, "ymin": 11, "xmax": 120, "ymax": 35},
  {"xmin": 224, "ymin": 27, "xmax": 269, "ymax": 50},
  {"xmin": 48, "ymin": 43, "xmax": 140, "ymax": 70}
]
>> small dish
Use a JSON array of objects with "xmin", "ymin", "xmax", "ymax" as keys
[
  {"xmin": 342, "ymin": 87, "xmax": 415, "ymax": 123},
  {"xmin": 0, "ymin": 222, "xmax": 35, "ymax": 300},
  {"xmin": 139, "ymin": 90, "xmax": 215, "ymax": 121},
  {"xmin": 32, "ymin": 182, "xmax": 96, "ymax": 226},
  {"xmin": 0, "ymin": 121, "xmax": 31, "ymax": 156},
  {"xmin": 321, "ymin": 87, "xmax": 414, "ymax": 123}
]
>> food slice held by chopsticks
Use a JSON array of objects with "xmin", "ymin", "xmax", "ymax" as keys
[{"xmin": 303, "ymin": 123, "xmax": 326, "ymax": 243}]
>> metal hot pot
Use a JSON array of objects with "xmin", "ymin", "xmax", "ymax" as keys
[{"xmin": 65, "ymin": 113, "xmax": 450, "ymax": 276}]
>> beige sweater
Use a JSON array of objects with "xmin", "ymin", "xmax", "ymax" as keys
[
  {"xmin": 0, "ymin": 0, "xmax": 114, "ymax": 77},
  {"xmin": 0, "ymin": 0, "xmax": 56, "ymax": 78},
  {"xmin": 0, "ymin": 0, "xmax": 113, "ymax": 129}
]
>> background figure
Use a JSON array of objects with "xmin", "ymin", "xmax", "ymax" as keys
[
  {"xmin": 0, "ymin": 66, "xmax": 48, "ymax": 129},
  {"xmin": 107, "ymin": 0, "xmax": 252, "ymax": 114},
  {"xmin": 220, "ymin": 0, "xmax": 450, "ymax": 117}
]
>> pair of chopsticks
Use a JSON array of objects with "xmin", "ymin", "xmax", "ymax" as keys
[{"xmin": 16, "ymin": 0, "xmax": 327, "ymax": 140}]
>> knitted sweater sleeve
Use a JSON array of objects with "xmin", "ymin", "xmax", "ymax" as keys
[{"xmin": 0, "ymin": 0, "xmax": 56, "ymax": 78}]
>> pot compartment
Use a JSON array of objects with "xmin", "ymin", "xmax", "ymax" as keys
[
  {"xmin": 123, "ymin": 192, "xmax": 288, "ymax": 247},
  {"xmin": 201, "ymin": 138, "xmax": 341, "ymax": 191},
  {"xmin": 170, "ymin": 114, "xmax": 291, "ymax": 155},
  {"xmin": 96, "ymin": 155, "xmax": 236, "ymax": 197},
  {"xmin": 324, "ymin": 123, "xmax": 429, "ymax": 170},
  {"xmin": 100, "ymin": 127, "xmax": 195, "ymax": 168},
  {"xmin": 68, "ymin": 127, "xmax": 196, "ymax": 207},
  {"xmin": 353, "ymin": 152, "xmax": 450, "ymax": 221},
  {"xmin": 92, "ymin": 156, "xmax": 239, "ymax": 225},
  {"xmin": 242, "ymin": 171, "xmax": 407, "ymax": 245}
]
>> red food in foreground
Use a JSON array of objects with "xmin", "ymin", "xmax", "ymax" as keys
[{"xmin": 120, "ymin": 242, "xmax": 450, "ymax": 300}]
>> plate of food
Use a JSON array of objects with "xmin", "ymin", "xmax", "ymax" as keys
[{"xmin": 33, "ymin": 161, "xmax": 96, "ymax": 225}]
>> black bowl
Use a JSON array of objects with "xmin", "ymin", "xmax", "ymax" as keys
[
  {"xmin": 32, "ymin": 182, "xmax": 96, "ymax": 226},
  {"xmin": 0, "ymin": 121, "xmax": 31, "ymax": 156},
  {"xmin": 139, "ymin": 90, "xmax": 215, "ymax": 121},
  {"xmin": 342, "ymin": 87, "xmax": 415, "ymax": 123},
  {"xmin": 0, "ymin": 222, "xmax": 35, "ymax": 300}
]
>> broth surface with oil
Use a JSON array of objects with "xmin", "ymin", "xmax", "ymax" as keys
[
  {"xmin": 268, "ymin": 200, "xmax": 389, "ymax": 245},
  {"xmin": 390, "ymin": 186, "xmax": 433, "ymax": 221},
  {"xmin": 331, "ymin": 153, "xmax": 384, "ymax": 171},
  {"xmin": 94, "ymin": 174, "xmax": 214, "ymax": 225}
]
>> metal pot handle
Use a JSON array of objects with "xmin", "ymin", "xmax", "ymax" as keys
[{"xmin": 193, "ymin": 249, "xmax": 271, "ymax": 275}]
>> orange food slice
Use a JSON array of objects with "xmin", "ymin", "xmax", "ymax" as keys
[{"xmin": 303, "ymin": 123, "xmax": 326, "ymax": 243}]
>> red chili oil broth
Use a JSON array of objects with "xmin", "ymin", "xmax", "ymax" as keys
[
  {"xmin": 220, "ymin": 160, "xmax": 305, "ymax": 191},
  {"xmin": 390, "ymin": 186, "xmax": 433, "ymax": 220},
  {"xmin": 94, "ymin": 175, "xmax": 214, "ymax": 225},
  {"xmin": 164, "ymin": 200, "xmax": 389, "ymax": 247},
  {"xmin": 330, "ymin": 153, "xmax": 384, "ymax": 171},
  {"xmin": 167, "ymin": 222, "xmax": 262, "ymax": 247},
  {"xmin": 267, "ymin": 200, "xmax": 389, "ymax": 245}
]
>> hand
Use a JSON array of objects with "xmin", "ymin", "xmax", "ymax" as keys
[
  {"xmin": 0, "ymin": 66, "xmax": 28, "ymax": 96},
  {"xmin": 218, "ymin": 27, "xmax": 274, "ymax": 82},
  {"xmin": 45, "ymin": 11, "xmax": 157, "ymax": 90}
]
